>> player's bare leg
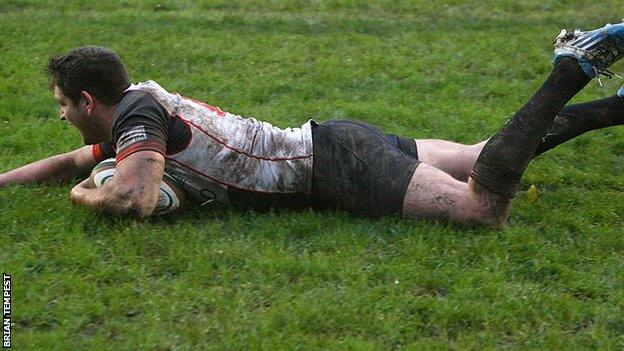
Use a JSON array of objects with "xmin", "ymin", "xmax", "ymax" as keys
[
  {"xmin": 403, "ymin": 55, "xmax": 587, "ymax": 226},
  {"xmin": 403, "ymin": 18, "xmax": 624, "ymax": 225},
  {"xmin": 402, "ymin": 163, "xmax": 511, "ymax": 226},
  {"xmin": 414, "ymin": 91, "xmax": 624, "ymax": 184},
  {"xmin": 401, "ymin": 16, "xmax": 624, "ymax": 225},
  {"xmin": 407, "ymin": 22, "xmax": 624, "ymax": 207},
  {"xmin": 415, "ymin": 139, "xmax": 486, "ymax": 181}
]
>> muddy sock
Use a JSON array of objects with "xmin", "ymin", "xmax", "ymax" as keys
[
  {"xmin": 533, "ymin": 95, "xmax": 624, "ymax": 157},
  {"xmin": 470, "ymin": 57, "xmax": 591, "ymax": 197}
]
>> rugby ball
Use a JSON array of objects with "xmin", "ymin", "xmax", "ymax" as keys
[{"xmin": 89, "ymin": 158, "xmax": 186, "ymax": 215}]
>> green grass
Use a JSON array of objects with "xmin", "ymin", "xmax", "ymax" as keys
[{"xmin": 2, "ymin": 1, "xmax": 624, "ymax": 349}]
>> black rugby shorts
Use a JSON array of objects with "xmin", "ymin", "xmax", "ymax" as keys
[{"xmin": 310, "ymin": 119, "xmax": 420, "ymax": 217}]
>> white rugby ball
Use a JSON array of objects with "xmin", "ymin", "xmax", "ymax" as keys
[{"xmin": 89, "ymin": 158, "xmax": 186, "ymax": 215}]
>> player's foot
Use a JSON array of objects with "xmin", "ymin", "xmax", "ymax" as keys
[
  {"xmin": 618, "ymin": 85, "xmax": 624, "ymax": 97},
  {"xmin": 554, "ymin": 20, "xmax": 624, "ymax": 79}
]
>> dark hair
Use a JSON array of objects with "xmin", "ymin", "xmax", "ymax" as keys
[{"xmin": 47, "ymin": 46, "xmax": 131, "ymax": 105}]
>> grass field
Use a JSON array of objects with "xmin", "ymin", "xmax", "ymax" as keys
[{"xmin": 2, "ymin": 0, "xmax": 624, "ymax": 349}]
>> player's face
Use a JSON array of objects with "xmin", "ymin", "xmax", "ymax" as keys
[{"xmin": 54, "ymin": 86, "xmax": 99, "ymax": 144}]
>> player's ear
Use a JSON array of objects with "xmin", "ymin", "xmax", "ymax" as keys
[{"xmin": 80, "ymin": 91, "xmax": 95, "ymax": 114}]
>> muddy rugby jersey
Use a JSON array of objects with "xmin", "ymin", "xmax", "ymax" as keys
[{"xmin": 93, "ymin": 81, "xmax": 314, "ymax": 207}]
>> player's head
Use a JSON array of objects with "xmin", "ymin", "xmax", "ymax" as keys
[
  {"xmin": 48, "ymin": 46, "xmax": 131, "ymax": 144},
  {"xmin": 47, "ymin": 46, "xmax": 131, "ymax": 106}
]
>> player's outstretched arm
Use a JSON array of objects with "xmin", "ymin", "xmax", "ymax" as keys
[
  {"xmin": 69, "ymin": 150, "xmax": 164, "ymax": 218},
  {"xmin": 0, "ymin": 146, "xmax": 97, "ymax": 187}
]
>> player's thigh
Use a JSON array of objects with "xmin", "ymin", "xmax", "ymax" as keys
[
  {"xmin": 401, "ymin": 162, "xmax": 482, "ymax": 223},
  {"xmin": 414, "ymin": 139, "xmax": 487, "ymax": 181},
  {"xmin": 415, "ymin": 139, "xmax": 484, "ymax": 164}
]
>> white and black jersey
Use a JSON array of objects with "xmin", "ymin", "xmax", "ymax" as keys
[{"xmin": 93, "ymin": 81, "xmax": 315, "ymax": 208}]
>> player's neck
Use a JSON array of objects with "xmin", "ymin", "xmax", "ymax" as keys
[{"xmin": 94, "ymin": 103, "xmax": 118, "ymax": 142}]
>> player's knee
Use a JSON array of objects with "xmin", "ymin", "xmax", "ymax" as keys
[
  {"xmin": 476, "ymin": 206, "xmax": 510, "ymax": 227},
  {"xmin": 465, "ymin": 188, "xmax": 511, "ymax": 227}
]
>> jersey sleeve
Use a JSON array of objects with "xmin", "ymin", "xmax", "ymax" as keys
[
  {"xmin": 91, "ymin": 141, "xmax": 116, "ymax": 162},
  {"xmin": 112, "ymin": 91, "xmax": 168, "ymax": 163}
]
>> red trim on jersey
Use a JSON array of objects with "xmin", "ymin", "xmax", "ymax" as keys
[
  {"xmin": 92, "ymin": 144, "xmax": 105, "ymax": 162},
  {"xmin": 116, "ymin": 141, "xmax": 166, "ymax": 163},
  {"xmin": 177, "ymin": 116, "xmax": 313, "ymax": 161},
  {"xmin": 166, "ymin": 158, "xmax": 301, "ymax": 194},
  {"xmin": 181, "ymin": 96, "xmax": 226, "ymax": 117}
]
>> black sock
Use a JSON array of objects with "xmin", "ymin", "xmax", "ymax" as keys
[
  {"xmin": 533, "ymin": 95, "xmax": 624, "ymax": 157},
  {"xmin": 471, "ymin": 57, "xmax": 591, "ymax": 198}
]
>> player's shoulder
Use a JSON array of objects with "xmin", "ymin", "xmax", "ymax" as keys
[
  {"xmin": 111, "ymin": 83, "xmax": 173, "ymax": 141},
  {"xmin": 115, "ymin": 83, "xmax": 170, "ymax": 120},
  {"xmin": 117, "ymin": 89, "xmax": 159, "ymax": 112}
]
